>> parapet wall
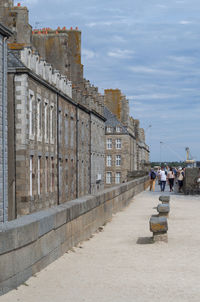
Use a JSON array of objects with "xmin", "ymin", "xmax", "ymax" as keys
[
  {"xmin": 183, "ymin": 168, "xmax": 200, "ymax": 195},
  {"xmin": 20, "ymin": 47, "xmax": 72, "ymax": 98},
  {"xmin": 0, "ymin": 176, "xmax": 149, "ymax": 295}
]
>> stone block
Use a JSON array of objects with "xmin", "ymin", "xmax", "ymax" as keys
[
  {"xmin": 159, "ymin": 195, "xmax": 170, "ymax": 203},
  {"xmin": 149, "ymin": 216, "xmax": 168, "ymax": 234},
  {"xmin": 157, "ymin": 204, "xmax": 170, "ymax": 217},
  {"xmin": 0, "ymin": 216, "xmax": 39, "ymax": 254},
  {"xmin": 31, "ymin": 209, "xmax": 56, "ymax": 237}
]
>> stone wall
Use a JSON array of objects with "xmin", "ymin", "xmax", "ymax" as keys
[
  {"xmin": 0, "ymin": 176, "xmax": 149, "ymax": 295},
  {"xmin": 90, "ymin": 113, "xmax": 105, "ymax": 194},
  {"xmin": 0, "ymin": 27, "xmax": 10, "ymax": 222},
  {"xmin": 183, "ymin": 168, "xmax": 200, "ymax": 195}
]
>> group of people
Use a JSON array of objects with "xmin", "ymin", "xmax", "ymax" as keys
[{"xmin": 149, "ymin": 166, "xmax": 185, "ymax": 193}]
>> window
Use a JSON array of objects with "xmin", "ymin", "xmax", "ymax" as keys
[
  {"xmin": 44, "ymin": 101, "xmax": 48, "ymax": 142},
  {"xmin": 115, "ymin": 172, "xmax": 121, "ymax": 184},
  {"xmin": 50, "ymin": 157, "xmax": 54, "ymax": 192},
  {"xmin": 45, "ymin": 157, "xmax": 48, "ymax": 194},
  {"xmin": 37, "ymin": 97, "xmax": 42, "ymax": 140},
  {"xmin": 116, "ymin": 139, "xmax": 122, "ymax": 149},
  {"xmin": 59, "ymin": 159, "xmax": 62, "ymax": 197},
  {"xmin": 30, "ymin": 156, "xmax": 33, "ymax": 197},
  {"xmin": 106, "ymin": 172, "xmax": 112, "ymax": 184},
  {"xmin": 38, "ymin": 156, "xmax": 41, "ymax": 195},
  {"xmin": 116, "ymin": 155, "xmax": 121, "ymax": 166},
  {"xmin": 29, "ymin": 93, "xmax": 34, "ymax": 138},
  {"xmin": 59, "ymin": 110, "xmax": 62, "ymax": 143},
  {"xmin": 106, "ymin": 138, "xmax": 112, "ymax": 149},
  {"xmin": 50, "ymin": 105, "xmax": 54, "ymax": 143},
  {"xmin": 107, "ymin": 127, "xmax": 112, "ymax": 133},
  {"xmin": 116, "ymin": 126, "xmax": 121, "ymax": 133},
  {"xmin": 106, "ymin": 155, "xmax": 112, "ymax": 167},
  {"xmin": 71, "ymin": 118, "xmax": 74, "ymax": 148},
  {"xmin": 65, "ymin": 115, "xmax": 68, "ymax": 146}
]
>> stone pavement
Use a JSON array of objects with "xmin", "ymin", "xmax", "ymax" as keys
[{"xmin": 1, "ymin": 185, "xmax": 200, "ymax": 302}]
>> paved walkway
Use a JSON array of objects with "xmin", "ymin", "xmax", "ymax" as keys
[{"xmin": 1, "ymin": 186, "xmax": 200, "ymax": 302}]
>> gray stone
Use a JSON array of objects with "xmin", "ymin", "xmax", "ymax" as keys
[
  {"xmin": 157, "ymin": 203, "xmax": 170, "ymax": 214},
  {"xmin": 159, "ymin": 195, "xmax": 170, "ymax": 203},
  {"xmin": 149, "ymin": 216, "xmax": 168, "ymax": 233}
]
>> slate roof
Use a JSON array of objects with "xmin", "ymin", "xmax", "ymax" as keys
[
  {"xmin": 0, "ymin": 23, "xmax": 12, "ymax": 38},
  {"xmin": 104, "ymin": 106, "xmax": 129, "ymax": 134},
  {"xmin": 8, "ymin": 50, "xmax": 27, "ymax": 69}
]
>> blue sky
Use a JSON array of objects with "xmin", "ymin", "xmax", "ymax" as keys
[{"xmin": 15, "ymin": 0, "xmax": 200, "ymax": 162}]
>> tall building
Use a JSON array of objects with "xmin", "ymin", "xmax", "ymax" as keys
[{"xmin": 0, "ymin": 23, "xmax": 12, "ymax": 222}]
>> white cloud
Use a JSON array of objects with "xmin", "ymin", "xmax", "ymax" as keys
[
  {"xmin": 108, "ymin": 49, "xmax": 134, "ymax": 59},
  {"xmin": 82, "ymin": 49, "xmax": 97, "ymax": 60},
  {"xmin": 112, "ymin": 35, "xmax": 126, "ymax": 43},
  {"xmin": 129, "ymin": 93, "xmax": 180, "ymax": 100},
  {"xmin": 168, "ymin": 55, "xmax": 195, "ymax": 64},
  {"xmin": 179, "ymin": 20, "xmax": 192, "ymax": 25},
  {"xmin": 129, "ymin": 66, "xmax": 174, "ymax": 75},
  {"xmin": 156, "ymin": 4, "xmax": 168, "ymax": 9}
]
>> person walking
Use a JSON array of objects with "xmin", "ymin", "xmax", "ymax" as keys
[
  {"xmin": 177, "ymin": 167, "xmax": 184, "ymax": 193},
  {"xmin": 149, "ymin": 168, "xmax": 157, "ymax": 191},
  {"xmin": 167, "ymin": 167, "xmax": 175, "ymax": 192},
  {"xmin": 159, "ymin": 166, "xmax": 167, "ymax": 192}
]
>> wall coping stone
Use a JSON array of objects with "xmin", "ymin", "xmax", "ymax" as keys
[{"xmin": 0, "ymin": 176, "xmax": 148, "ymax": 256}]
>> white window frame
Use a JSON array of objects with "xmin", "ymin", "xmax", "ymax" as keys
[
  {"xmin": 106, "ymin": 138, "xmax": 112, "ymax": 149},
  {"xmin": 116, "ymin": 155, "xmax": 121, "ymax": 166},
  {"xmin": 115, "ymin": 172, "xmax": 121, "ymax": 184},
  {"xmin": 29, "ymin": 90, "xmax": 35, "ymax": 140},
  {"xmin": 106, "ymin": 172, "xmax": 112, "ymax": 184},
  {"xmin": 50, "ymin": 104, "xmax": 54, "ymax": 144},
  {"xmin": 45, "ymin": 157, "xmax": 48, "ymax": 194},
  {"xmin": 116, "ymin": 126, "xmax": 121, "ymax": 133},
  {"xmin": 44, "ymin": 100, "xmax": 48, "ymax": 143},
  {"xmin": 30, "ymin": 156, "xmax": 33, "ymax": 197},
  {"xmin": 116, "ymin": 139, "xmax": 122, "ymax": 149},
  {"xmin": 107, "ymin": 127, "xmax": 112, "ymax": 133},
  {"xmin": 37, "ymin": 95, "xmax": 42, "ymax": 141},
  {"xmin": 106, "ymin": 155, "xmax": 112, "ymax": 167},
  {"xmin": 38, "ymin": 156, "xmax": 41, "ymax": 196}
]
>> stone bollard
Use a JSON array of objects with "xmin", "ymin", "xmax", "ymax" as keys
[
  {"xmin": 157, "ymin": 203, "xmax": 170, "ymax": 217},
  {"xmin": 149, "ymin": 216, "xmax": 168, "ymax": 242},
  {"xmin": 159, "ymin": 195, "xmax": 170, "ymax": 204}
]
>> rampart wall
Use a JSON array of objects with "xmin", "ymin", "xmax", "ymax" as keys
[{"xmin": 0, "ymin": 176, "xmax": 149, "ymax": 295}]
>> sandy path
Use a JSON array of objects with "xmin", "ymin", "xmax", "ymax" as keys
[{"xmin": 1, "ymin": 187, "xmax": 200, "ymax": 302}]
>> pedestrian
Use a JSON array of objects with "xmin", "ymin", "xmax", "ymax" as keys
[
  {"xmin": 177, "ymin": 167, "xmax": 184, "ymax": 193},
  {"xmin": 167, "ymin": 167, "xmax": 175, "ymax": 192},
  {"xmin": 159, "ymin": 166, "xmax": 167, "ymax": 192},
  {"xmin": 149, "ymin": 168, "xmax": 157, "ymax": 191}
]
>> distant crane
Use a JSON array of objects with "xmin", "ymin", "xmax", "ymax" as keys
[{"xmin": 185, "ymin": 147, "xmax": 196, "ymax": 167}]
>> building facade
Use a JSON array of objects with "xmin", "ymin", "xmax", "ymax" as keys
[
  {"xmin": 104, "ymin": 107, "xmax": 137, "ymax": 187},
  {"xmin": 0, "ymin": 24, "xmax": 12, "ymax": 223}
]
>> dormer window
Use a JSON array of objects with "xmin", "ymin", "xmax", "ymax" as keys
[
  {"xmin": 107, "ymin": 127, "xmax": 112, "ymax": 133},
  {"xmin": 116, "ymin": 126, "xmax": 121, "ymax": 133}
]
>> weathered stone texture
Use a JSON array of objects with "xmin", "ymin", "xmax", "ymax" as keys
[
  {"xmin": 0, "ymin": 176, "xmax": 149, "ymax": 295},
  {"xmin": 91, "ymin": 114, "xmax": 105, "ymax": 194},
  {"xmin": 0, "ymin": 25, "xmax": 11, "ymax": 222}
]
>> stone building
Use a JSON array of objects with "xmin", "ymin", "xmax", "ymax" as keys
[
  {"xmin": 0, "ymin": 0, "xmax": 105, "ymax": 197},
  {"xmin": 104, "ymin": 107, "xmax": 136, "ymax": 187},
  {"xmin": 7, "ymin": 46, "xmax": 105, "ymax": 219},
  {"xmin": 0, "ymin": 23, "xmax": 12, "ymax": 223},
  {"xmin": 1, "ymin": 0, "xmax": 149, "ymax": 220},
  {"xmin": 104, "ymin": 89, "xmax": 149, "ymax": 172}
]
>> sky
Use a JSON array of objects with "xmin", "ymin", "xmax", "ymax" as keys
[{"xmin": 14, "ymin": 0, "xmax": 200, "ymax": 162}]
